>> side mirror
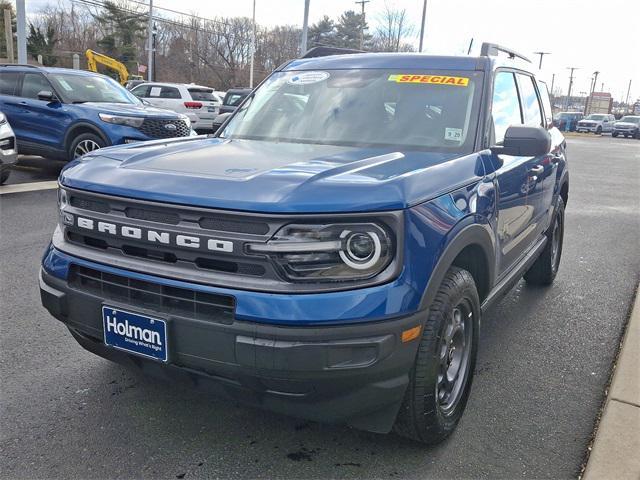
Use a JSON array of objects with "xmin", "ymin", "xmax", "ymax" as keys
[
  {"xmin": 37, "ymin": 90, "xmax": 59, "ymax": 102},
  {"xmin": 491, "ymin": 125, "xmax": 551, "ymax": 157}
]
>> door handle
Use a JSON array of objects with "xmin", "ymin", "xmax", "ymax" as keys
[{"xmin": 528, "ymin": 165, "xmax": 544, "ymax": 176}]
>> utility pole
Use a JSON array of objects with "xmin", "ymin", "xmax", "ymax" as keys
[
  {"xmin": 355, "ymin": 0, "xmax": 370, "ymax": 50},
  {"xmin": 15, "ymin": 0, "xmax": 26, "ymax": 64},
  {"xmin": 601, "ymin": 82, "xmax": 604, "ymax": 92},
  {"xmin": 249, "ymin": 0, "xmax": 256, "ymax": 88},
  {"xmin": 533, "ymin": 51, "xmax": 550, "ymax": 70},
  {"xmin": 565, "ymin": 67, "xmax": 578, "ymax": 110},
  {"xmin": 300, "ymin": 0, "xmax": 310, "ymax": 54},
  {"xmin": 418, "ymin": 0, "xmax": 427, "ymax": 52},
  {"xmin": 550, "ymin": 73, "xmax": 555, "ymax": 97},
  {"xmin": 624, "ymin": 79, "xmax": 632, "ymax": 109},
  {"xmin": 147, "ymin": 0, "xmax": 154, "ymax": 81},
  {"xmin": 591, "ymin": 71, "xmax": 599, "ymax": 93},
  {"xmin": 3, "ymin": 9, "xmax": 13, "ymax": 63}
]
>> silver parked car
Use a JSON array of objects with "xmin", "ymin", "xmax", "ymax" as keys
[{"xmin": 0, "ymin": 112, "xmax": 17, "ymax": 185}]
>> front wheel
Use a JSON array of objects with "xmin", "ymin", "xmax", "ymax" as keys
[
  {"xmin": 612, "ymin": 132, "xmax": 619, "ymax": 138},
  {"xmin": 68, "ymin": 133, "xmax": 105, "ymax": 160},
  {"xmin": 394, "ymin": 267, "xmax": 480, "ymax": 444},
  {"xmin": 524, "ymin": 197, "xmax": 565, "ymax": 285},
  {"xmin": 0, "ymin": 169, "xmax": 10, "ymax": 185},
  {"xmin": 596, "ymin": 126, "xmax": 602, "ymax": 135}
]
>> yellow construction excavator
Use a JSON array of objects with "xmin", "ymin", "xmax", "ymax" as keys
[{"xmin": 85, "ymin": 49, "xmax": 144, "ymax": 85}]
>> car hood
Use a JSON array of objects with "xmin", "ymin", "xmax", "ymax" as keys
[
  {"xmin": 60, "ymin": 137, "xmax": 483, "ymax": 213},
  {"xmin": 614, "ymin": 122, "xmax": 637, "ymax": 128},
  {"xmin": 76, "ymin": 102, "xmax": 181, "ymax": 118}
]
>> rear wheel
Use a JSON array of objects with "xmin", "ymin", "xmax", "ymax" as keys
[
  {"xmin": 524, "ymin": 197, "xmax": 565, "ymax": 286},
  {"xmin": 394, "ymin": 267, "xmax": 480, "ymax": 444},
  {"xmin": 68, "ymin": 133, "xmax": 105, "ymax": 160}
]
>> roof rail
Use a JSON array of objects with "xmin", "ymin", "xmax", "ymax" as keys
[
  {"xmin": 0, "ymin": 63, "xmax": 40, "ymax": 68},
  {"xmin": 301, "ymin": 46, "xmax": 364, "ymax": 59},
  {"xmin": 480, "ymin": 43, "xmax": 531, "ymax": 63}
]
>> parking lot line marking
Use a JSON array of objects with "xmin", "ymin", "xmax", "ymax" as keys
[{"xmin": 0, "ymin": 181, "xmax": 59, "ymax": 195}]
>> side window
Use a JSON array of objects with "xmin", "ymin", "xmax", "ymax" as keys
[
  {"xmin": 536, "ymin": 80, "xmax": 553, "ymax": 128},
  {"xmin": 0, "ymin": 72, "xmax": 21, "ymax": 96},
  {"xmin": 22, "ymin": 73, "xmax": 53, "ymax": 99},
  {"xmin": 516, "ymin": 74, "xmax": 543, "ymax": 127},
  {"xmin": 159, "ymin": 87, "xmax": 181, "ymax": 99},
  {"xmin": 131, "ymin": 85, "xmax": 150, "ymax": 98},
  {"xmin": 491, "ymin": 71, "xmax": 522, "ymax": 144}
]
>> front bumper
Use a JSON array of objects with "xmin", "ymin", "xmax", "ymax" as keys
[
  {"xmin": 0, "ymin": 123, "xmax": 17, "ymax": 169},
  {"xmin": 40, "ymin": 265, "xmax": 423, "ymax": 432},
  {"xmin": 576, "ymin": 124, "xmax": 598, "ymax": 132}
]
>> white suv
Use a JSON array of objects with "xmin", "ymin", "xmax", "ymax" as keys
[
  {"xmin": 576, "ymin": 113, "xmax": 615, "ymax": 134},
  {"xmin": 131, "ymin": 83, "xmax": 222, "ymax": 133}
]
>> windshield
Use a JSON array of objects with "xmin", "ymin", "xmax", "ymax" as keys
[
  {"xmin": 48, "ymin": 73, "xmax": 140, "ymax": 104},
  {"xmin": 557, "ymin": 112, "xmax": 579, "ymax": 119},
  {"xmin": 586, "ymin": 114, "xmax": 606, "ymax": 120},
  {"xmin": 222, "ymin": 70, "xmax": 482, "ymax": 152},
  {"xmin": 619, "ymin": 116, "xmax": 640, "ymax": 124}
]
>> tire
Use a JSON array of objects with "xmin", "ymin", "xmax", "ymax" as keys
[
  {"xmin": 394, "ymin": 267, "xmax": 480, "ymax": 444},
  {"xmin": 596, "ymin": 126, "xmax": 602, "ymax": 135},
  {"xmin": 0, "ymin": 169, "xmax": 9, "ymax": 185},
  {"xmin": 612, "ymin": 132, "xmax": 618, "ymax": 138},
  {"xmin": 68, "ymin": 132, "xmax": 106, "ymax": 160},
  {"xmin": 524, "ymin": 197, "xmax": 565, "ymax": 286}
]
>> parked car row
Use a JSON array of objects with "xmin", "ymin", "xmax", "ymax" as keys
[{"xmin": 552, "ymin": 111, "xmax": 639, "ymax": 139}]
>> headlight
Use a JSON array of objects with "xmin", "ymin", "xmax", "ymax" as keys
[
  {"xmin": 0, "ymin": 112, "xmax": 6, "ymax": 125},
  {"xmin": 57, "ymin": 188, "xmax": 74, "ymax": 226},
  {"xmin": 98, "ymin": 113, "xmax": 144, "ymax": 128},
  {"xmin": 247, "ymin": 222, "xmax": 394, "ymax": 282}
]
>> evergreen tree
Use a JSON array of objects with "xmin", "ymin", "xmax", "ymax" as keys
[
  {"xmin": 335, "ymin": 10, "xmax": 370, "ymax": 49},
  {"xmin": 27, "ymin": 24, "xmax": 57, "ymax": 66},
  {"xmin": 308, "ymin": 15, "xmax": 335, "ymax": 47},
  {"xmin": 94, "ymin": 1, "xmax": 145, "ymax": 69}
]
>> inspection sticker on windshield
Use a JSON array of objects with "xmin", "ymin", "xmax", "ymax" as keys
[
  {"xmin": 288, "ymin": 71, "xmax": 330, "ymax": 85},
  {"xmin": 445, "ymin": 128, "xmax": 463, "ymax": 141},
  {"xmin": 388, "ymin": 74, "xmax": 469, "ymax": 86}
]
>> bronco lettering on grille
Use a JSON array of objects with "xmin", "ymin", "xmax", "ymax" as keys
[{"xmin": 76, "ymin": 216, "xmax": 234, "ymax": 253}]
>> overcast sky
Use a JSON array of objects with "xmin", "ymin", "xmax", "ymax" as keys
[{"xmin": 25, "ymin": 0, "xmax": 640, "ymax": 102}]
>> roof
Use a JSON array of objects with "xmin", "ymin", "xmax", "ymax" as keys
[
  {"xmin": 282, "ymin": 53, "xmax": 489, "ymax": 72},
  {"xmin": 0, "ymin": 65, "xmax": 105, "ymax": 76},
  {"xmin": 134, "ymin": 82, "xmax": 213, "ymax": 90}
]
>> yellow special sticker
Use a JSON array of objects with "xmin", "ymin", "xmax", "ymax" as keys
[{"xmin": 388, "ymin": 74, "xmax": 469, "ymax": 86}]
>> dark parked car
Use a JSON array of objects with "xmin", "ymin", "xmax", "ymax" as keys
[
  {"xmin": 41, "ymin": 44, "xmax": 568, "ymax": 444},
  {"xmin": 0, "ymin": 112, "xmax": 17, "ymax": 184},
  {"xmin": 0, "ymin": 65, "xmax": 193, "ymax": 160},
  {"xmin": 218, "ymin": 87, "xmax": 252, "ymax": 114},
  {"xmin": 553, "ymin": 111, "xmax": 583, "ymax": 131}
]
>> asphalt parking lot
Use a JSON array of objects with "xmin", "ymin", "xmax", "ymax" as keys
[{"xmin": 1, "ymin": 135, "xmax": 638, "ymax": 479}]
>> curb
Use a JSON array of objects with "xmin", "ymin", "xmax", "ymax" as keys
[{"xmin": 583, "ymin": 286, "xmax": 640, "ymax": 480}]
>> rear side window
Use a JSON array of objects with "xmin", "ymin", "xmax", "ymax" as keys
[
  {"xmin": 224, "ymin": 93, "xmax": 246, "ymax": 106},
  {"xmin": 149, "ymin": 86, "xmax": 181, "ymax": 99},
  {"xmin": 537, "ymin": 80, "xmax": 553, "ymax": 128},
  {"xmin": 0, "ymin": 72, "xmax": 20, "ymax": 95},
  {"xmin": 516, "ymin": 74, "xmax": 543, "ymax": 127},
  {"xmin": 188, "ymin": 88, "xmax": 215, "ymax": 101},
  {"xmin": 22, "ymin": 73, "xmax": 53, "ymax": 100},
  {"xmin": 491, "ymin": 71, "xmax": 522, "ymax": 143}
]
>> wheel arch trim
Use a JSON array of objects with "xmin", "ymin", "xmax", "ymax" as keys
[{"xmin": 418, "ymin": 223, "xmax": 496, "ymax": 311}]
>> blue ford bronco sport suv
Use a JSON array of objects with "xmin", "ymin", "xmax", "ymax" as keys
[
  {"xmin": 40, "ymin": 44, "xmax": 568, "ymax": 444},
  {"xmin": 0, "ymin": 65, "xmax": 192, "ymax": 161}
]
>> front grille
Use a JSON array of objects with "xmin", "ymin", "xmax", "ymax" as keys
[
  {"xmin": 138, "ymin": 119, "xmax": 191, "ymax": 139},
  {"xmin": 69, "ymin": 265, "xmax": 235, "ymax": 323}
]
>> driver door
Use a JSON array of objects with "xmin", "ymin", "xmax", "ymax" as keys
[{"xmin": 17, "ymin": 73, "xmax": 70, "ymax": 151}]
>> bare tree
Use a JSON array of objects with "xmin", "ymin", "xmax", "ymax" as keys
[{"xmin": 371, "ymin": 5, "xmax": 415, "ymax": 52}]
